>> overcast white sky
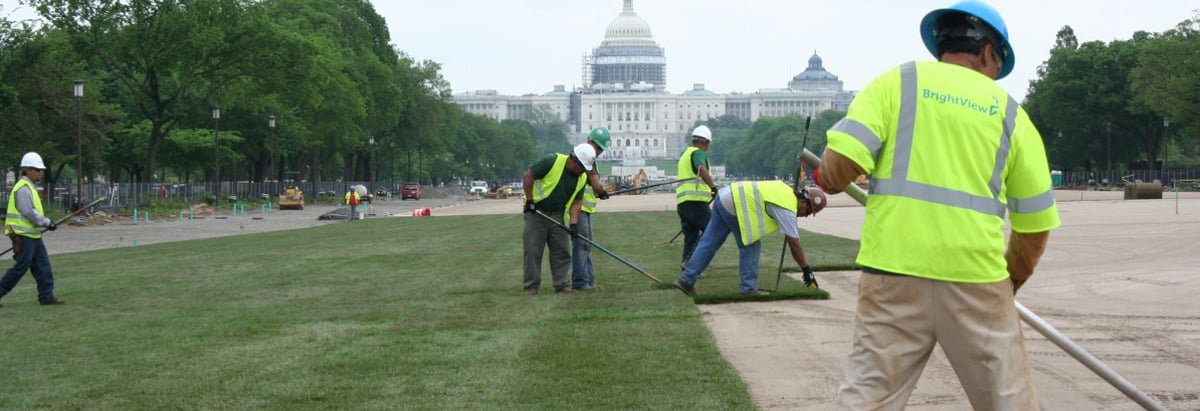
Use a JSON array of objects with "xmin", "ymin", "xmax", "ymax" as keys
[{"xmin": 4, "ymin": 1, "xmax": 1196, "ymax": 102}]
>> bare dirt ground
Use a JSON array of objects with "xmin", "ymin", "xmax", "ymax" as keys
[{"xmin": 45, "ymin": 190, "xmax": 1200, "ymax": 410}]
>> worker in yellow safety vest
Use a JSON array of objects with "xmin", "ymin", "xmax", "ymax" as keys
[
  {"xmin": 0, "ymin": 152, "xmax": 66, "ymax": 306},
  {"xmin": 672, "ymin": 181, "xmax": 826, "ymax": 296},
  {"xmin": 571, "ymin": 128, "xmax": 612, "ymax": 292},
  {"xmin": 521, "ymin": 143, "xmax": 603, "ymax": 296},
  {"xmin": 344, "ymin": 186, "xmax": 361, "ymax": 220},
  {"xmin": 812, "ymin": 1, "xmax": 1060, "ymax": 408},
  {"xmin": 675, "ymin": 125, "xmax": 718, "ymax": 268}
]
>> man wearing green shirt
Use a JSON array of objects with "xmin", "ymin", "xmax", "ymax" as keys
[{"xmin": 521, "ymin": 144, "xmax": 597, "ymax": 296}]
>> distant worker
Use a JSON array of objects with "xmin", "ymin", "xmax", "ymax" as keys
[
  {"xmin": 673, "ymin": 181, "xmax": 826, "ymax": 296},
  {"xmin": 344, "ymin": 185, "xmax": 361, "ymax": 220},
  {"xmin": 522, "ymin": 144, "xmax": 598, "ymax": 295},
  {"xmin": 0, "ymin": 152, "xmax": 66, "ymax": 307},
  {"xmin": 676, "ymin": 125, "xmax": 719, "ymax": 268},
  {"xmin": 813, "ymin": 1, "xmax": 1060, "ymax": 409},
  {"xmin": 572, "ymin": 128, "xmax": 612, "ymax": 291}
]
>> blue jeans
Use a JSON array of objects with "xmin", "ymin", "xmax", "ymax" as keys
[
  {"xmin": 571, "ymin": 212, "xmax": 594, "ymax": 289},
  {"xmin": 678, "ymin": 200, "xmax": 762, "ymax": 294},
  {"xmin": 0, "ymin": 236, "xmax": 57, "ymax": 303}
]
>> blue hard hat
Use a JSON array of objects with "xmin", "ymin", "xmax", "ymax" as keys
[{"xmin": 920, "ymin": 0, "xmax": 1014, "ymax": 79}]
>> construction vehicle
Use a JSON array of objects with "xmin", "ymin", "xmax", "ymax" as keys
[
  {"xmin": 484, "ymin": 184, "xmax": 513, "ymax": 199},
  {"xmin": 603, "ymin": 169, "xmax": 650, "ymax": 195},
  {"xmin": 278, "ymin": 171, "xmax": 305, "ymax": 210}
]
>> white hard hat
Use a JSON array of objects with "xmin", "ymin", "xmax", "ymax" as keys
[
  {"xmin": 691, "ymin": 125, "xmax": 713, "ymax": 142},
  {"xmin": 572, "ymin": 143, "xmax": 596, "ymax": 171},
  {"xmin": 20, "ymin": 152, "xmax": 45, "ymax": 170}
]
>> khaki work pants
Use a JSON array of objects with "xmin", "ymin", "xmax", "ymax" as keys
[{"xmin": 836, "ymin": 272, "xmax": 1039, "ymax": 411}]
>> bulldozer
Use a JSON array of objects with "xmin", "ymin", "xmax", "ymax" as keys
[
  {"xmin": 603, "ymin": 169, "xmax": 650, "ymax": 195},
  {"xmin": 278, "ymin": 171, "xmax": 305, "ymax": 210}
]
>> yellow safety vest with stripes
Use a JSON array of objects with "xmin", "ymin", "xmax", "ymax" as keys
[
  {"xmin": 6, "ymin": 178, "xmax": 45, "ymax": 239},
  {"xmin": 676, "ymin": 146, "xmax": 711, "ymax": 204},
  {"xmin": 729, "ymin": 181, "xmax": 798, "ymax": 246},
  {"xmin": 826, "ymin": 61, "xmax": 1060, "ymax": 283},
  {"xmin": 530, "ymin": 154, "xmax": 587, "ymax": 218},
  {"xmin": 581, "ymin": 186, "xmax": 598, "ymax": 214}
]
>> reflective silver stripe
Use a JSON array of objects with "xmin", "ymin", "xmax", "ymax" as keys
[
  {"xmin": 874, "ymin": 61, "xmax": 1019, "ymax": 218},
  {"xmin": 677, "ymin": 190, "xmax": 711, "ymax": 199},
  {"xmin": 990, "ymin": 96, "xmax": 1019, "ymax": 197},
  {"xmin": 734, "ymin": 183, "xmax": 766, "ymax": 239},
  {"xmin": 9, "ymin": 225, "xmax": 39, "ymax": 235},
  {"xmin": 3, "ymin": 213, "xmax": 31, "ymax": 222},
  {"xmin": 893, "ymin": 62, "xmax": 919, "ymax": 181},
  {"xmin": 1009, "ymin": 188, "xmax": 1056, "ymax": 214},
  {"xmin": 830, "ymin": 118, "xmax": 883, "ymax": 158},
  {"xmin": 533, "ymin": 181, "xmax": 548, "ymax": 200},
  {"xmin": 870, "ymin": 179, "xmax": 1006, "ymax": 216},
  {"xmin": 582, "ymin": 187, "xmax": 597, "ymax": 209}
]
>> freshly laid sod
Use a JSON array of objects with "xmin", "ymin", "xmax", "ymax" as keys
[{"xmin": 0, "ymin": 211, "xmax": 858, "ymax": 409}]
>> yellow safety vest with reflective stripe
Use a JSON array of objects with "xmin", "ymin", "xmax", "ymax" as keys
[
  {"xmin": 826, "ymin": 61, "xmax": 1060, "ymax": 283},
  {"xmin": 581, "ymin": 186, "xmax": 598, "ymax": 214},
  {"xmin": 676, "ymin": 146, "xmax": 711, "ymax": 204},
  {"xmin": 6, "ymin": 178, "xmax": 45, "ymax": 239},
  {"xmin": 530, "ymin": 154, "xmax": 587, "ymax": 217},
  {"xmin": 729, "ymin": 181, "xmax": 798, "ymax": 246}
]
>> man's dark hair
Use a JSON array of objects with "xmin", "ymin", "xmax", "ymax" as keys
[{"xmin": 934, "ymin": 12, "xmax": 1005, "ymax": 64}]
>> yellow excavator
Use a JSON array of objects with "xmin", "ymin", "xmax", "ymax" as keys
[
  {"xmin": 603, "ymin": 169, "xmax": 650, "ymax": 195},
  {"xmin": 278, "ymin": 171, "xmax": 305, "ymax": 210}
]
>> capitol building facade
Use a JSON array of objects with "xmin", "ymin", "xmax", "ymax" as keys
[{"xmin": 453, "ymin": 0, "xmax": 856, "ymax": 160}]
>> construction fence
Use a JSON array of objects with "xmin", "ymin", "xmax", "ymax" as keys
[{"xmin": 6, "ymin": 180, "xmax": 403, "ymax": 214}]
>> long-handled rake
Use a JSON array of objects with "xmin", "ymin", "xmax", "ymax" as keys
[
  {"xmin": 533, "ymin": 210, "xmax": 661, "ymax": 283},
  {"xmin": 1, "ymin": 197, "xmax": 107, "ymax": 257}
]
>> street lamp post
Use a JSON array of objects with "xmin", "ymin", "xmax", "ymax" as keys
[
  {"xmin": 213, "ymin": 105, "xmax": 220, "ymax": 200},
  {"xmin": 368, "ymin": 137, "xmax": 375, "ymax": 195},
  {"xmin": 1162, "ymin": 117, "xmax": 1170, "ymax": 182},
  {"xmin": 74, "ymin": 79, "xmax": 83, "ymax": 208},
  {"xmin": 1057, "ymin": 130, "xmax": 1063, "ymax": 172},
  {"xmin": 1106, "ymin": 122, "xmax": 1112, "ymax": 183},
  {"xmin": 390, "ymin": 142, "xmax": 395, "ymax": 193},
  {"xmin": 268, "ymin": 114, "xmax": 276, "ymax": 183}
]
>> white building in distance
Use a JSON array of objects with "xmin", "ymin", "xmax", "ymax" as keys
[{"xmin": 453, "ymin": 0, "xmax": 856, "ymax": 160}]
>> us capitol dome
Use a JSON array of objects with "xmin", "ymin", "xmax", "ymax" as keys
[
  {"xmin": 453, "ymin": 1, "xmax": 857, "ymax": 162},
  {"xmin": 585, "ymin": 0, "xmax": 667, "ymax": 92}
]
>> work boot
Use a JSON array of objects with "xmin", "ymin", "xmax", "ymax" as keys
[
  {"xmin": 555, "ymin": 287, "xmax": 576, "ymax": 294},
  {"xmin": 40, "ymin": 298, "xmax": 66, "ymax": 305},
  {"xmin": 579, "ymin": 284, "xmax": 603, "ymax": 292},
  {"xmin": 524, "ymin": 289, "xmax": 538, "ymax": 296},
  {"xmin": 673, "ymin": 279, "xmax": 696, "ymax": 296}
]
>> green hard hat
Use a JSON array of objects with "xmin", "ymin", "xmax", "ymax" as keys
[{"xmin": 588, "ymin": 127, "xmax": 610, "ymax": 151}]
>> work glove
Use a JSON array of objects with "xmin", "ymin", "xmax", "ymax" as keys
[
  {"xmin": 710, "ymin": 185, "xmax": 719, "ymax": 200},
  {"xmin": 46, "ymin": 222, "xmax": 57, "ymax": 231},
  {"xmin": 569, "ymin": 224, "xmax": 579, "ymax": 237},
  {"xmin": 801, "ymin": 266, "xmax": 819, "ymax": 289},
  {"xmin": 523, "ymin": 200, "xmax": 537, "ymax": 214},
  {"xmin": 597, "ymin": 189, "xmax": 610, "ymax": 200}
]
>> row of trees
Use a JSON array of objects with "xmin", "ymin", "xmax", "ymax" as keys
[
  {"xmin": 1, "ymin": 0, "xmax": 564, "ymax": 201},
  {"xmin": 3, "ymin": 1, "xmax": 1194, "ymax": 198},
  {"xmin": 702, "ymin": 15, "xmax": 1199, "ymax": 181},
  {"xmin": 1024, "ymin": 14, "xmax": 1199, "ymax": 174}
]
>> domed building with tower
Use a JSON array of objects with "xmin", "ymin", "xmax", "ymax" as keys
[{"xmin": 453, "ymin": 0, "xmax": 856, "ymax": 161}]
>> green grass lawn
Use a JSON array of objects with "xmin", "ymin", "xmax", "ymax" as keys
[{"xmin": 0, "ymin": 211, "xmax": 858, "ymax": 410}]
